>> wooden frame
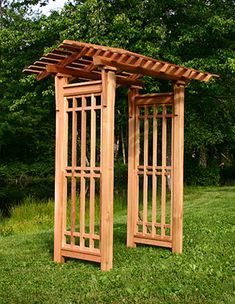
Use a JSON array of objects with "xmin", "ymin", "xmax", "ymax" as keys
[
  {"xmin": 55, "ymin": 80, "xmax": 103, "ymax": 264},
  {"xmin": 172, "ymin": 82, "xmax": 185, "ymax": 253},
  {"xmin": 24, "ymin": 40, "xmax": 217, "ymax": 271},
  {"xmin": 100, "ymin": 68, "xmax": 116, "ymax": 270},
  {"xmin": 53, "ymin": 74, "xmax": 116, "ymax": 270},
  {"xmin": 127, "ymin": 91, "xmax": 175, "ymax": 249}
]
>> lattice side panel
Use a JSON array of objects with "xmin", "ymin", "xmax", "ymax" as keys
[
  {"xmin": 134, "ymin": 102, "xmax": 173, "ymax": 248},
  {"xmin": 61, "ymin": 92, "xmax": 102, "ymax": 262}
]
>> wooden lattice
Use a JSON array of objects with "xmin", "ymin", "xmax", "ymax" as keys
[
  {"xmin": 23, "ymin": 40, "xmax": 218, "ymax": 271},
  {"xmin": 61, "ymin": 81, "xmax": 102, "ymax": 263},
  {"xmin": 54, "ymin": 76, "xmax": 115, "ymax": 270},
  {"xmin": 128, "ymin": 92, "xmax": 174, "ymax": 248},
  {"xmin": 24, "ymin": 40, "xmax": 219, "ymax": 85}
]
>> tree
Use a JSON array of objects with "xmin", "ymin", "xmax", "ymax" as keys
[{"xmin": 1, "ymin": 0, "xmax": 235, "ymax": 208}]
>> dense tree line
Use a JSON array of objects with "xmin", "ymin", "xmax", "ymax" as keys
[{"xmin": 0, "ymin": 0, "xmax": 235, "ymax": 211}]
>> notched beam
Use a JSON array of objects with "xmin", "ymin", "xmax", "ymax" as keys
[{"xmin": 44, "ymin": 64, "xmax": 144, "ymax": 87}]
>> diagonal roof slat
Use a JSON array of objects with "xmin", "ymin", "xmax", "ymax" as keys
[{"xmin": 58, "ymin": 46, "xmax": 89, "ymax": 67}]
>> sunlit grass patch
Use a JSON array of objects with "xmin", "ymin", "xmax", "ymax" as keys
[{"xmin": 0, "ymin": 186, "xmax": 234, "ymax": 303}]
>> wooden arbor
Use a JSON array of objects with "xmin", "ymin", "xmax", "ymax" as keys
[{"xmin": 24, "ymin": 40, "xmax": 218, "ymax": 271}]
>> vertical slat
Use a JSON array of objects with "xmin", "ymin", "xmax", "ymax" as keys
[
  {"xmin": 143, "ymin": 106, "xmax": 148, "ymax": 234},
  {"xmin": 90, "ymin": 94, "xmax": 96, "ymax": 249},
  {"xmin": 100, "ymin": 68, "xmax": 116, "ymax": 271},
  {"xmin": 71, "ymin": 97, "xmax": 77, "ymax": 246},
  {"xmin": 152, "ymin": 104, "xmax": 157, "ymax": 236},
  {"xmin": 62, "ymin": 99, "xmax": 68, "ymax": 247},
  {"xmin": 135, "ymin": 106, "xmax": 140, "ymax": 233},
  {"xmin": 54, "ymin": 75, "xmax": 69, "ymax": 263},
  {"xmin": 172, "ymin": 82, "xmax": 185, "ymax": 253},
  {"xmin": 161, "ymin": 105, "xmax": 167, "ymax": 237},
  {"xmin": 80, "ymin": 96, "xmax": 87, "ymax": 249},
  {"xmin": 170, "ymin": 105, "xmax": 174, "ymax": 237},
  {"xmin": 127, "ymin": 87, "xmax": 139, "ymax": 247}
]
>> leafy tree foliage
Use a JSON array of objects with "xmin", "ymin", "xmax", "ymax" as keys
[{"xmin": 0, "ymin": 0, "xmax": 234, "ymax": 209}]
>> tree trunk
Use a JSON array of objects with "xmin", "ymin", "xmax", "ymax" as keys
[
  {"xmin": 199, "ymin": 146, "xmax": 207, "ymax": 167},
  {"xmin": 121, "ymin": 126, "xmax": 126, "ymax": 164}
]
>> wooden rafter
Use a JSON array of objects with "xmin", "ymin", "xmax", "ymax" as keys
[
  {"xmin": 24, "ymin": 39, "xmax": 219, "ymax": 84},
  {"xmin": 45, "ymin": 64, "xmax": 144, "ymax": 87}
]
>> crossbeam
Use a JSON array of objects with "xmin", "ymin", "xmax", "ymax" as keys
[{"xmin": 38, "ymin": 64, "xmax": 144, "ymax": 87}]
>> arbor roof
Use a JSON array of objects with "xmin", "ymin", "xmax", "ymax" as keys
[{"xmin": 24, "ymin": 40, "xmax": 219, "ymax": 86}]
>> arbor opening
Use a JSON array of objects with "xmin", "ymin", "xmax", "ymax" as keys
[{"xmin": 24, "ymin": 40, "xmax": 218, "ymax": 271}]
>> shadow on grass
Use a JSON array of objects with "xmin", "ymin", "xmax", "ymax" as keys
[{"xmin": 44, "ymin": 222, "xmax": 173, "ymax": 270}]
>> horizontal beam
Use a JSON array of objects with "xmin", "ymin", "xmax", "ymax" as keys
[
  {"xmin": 61, "ymin": 248, "xmax": 101, "ymax": 263},
  {"xmin": 44, "ymin": 64, "xmax": 144, "ymax": 87},
  {"xmin": 47, "ymin": 64, "xmax": 100, "ymax": 79},
  {"xmin": 135, "ymin": 93, "xmax": 174, "ymax": 105},
  {"xmin": 134, "ymin": 236, "xmax": 172, "ymax": 248}
]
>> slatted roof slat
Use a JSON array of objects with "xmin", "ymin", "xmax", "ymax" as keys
[{"xmin": 24, "ymin": 40, "xmax": 219, "ymax": 85}]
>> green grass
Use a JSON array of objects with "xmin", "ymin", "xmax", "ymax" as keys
[{"xmin": 0, "ymin": 187, "xmax": 234, "ymax": 303}]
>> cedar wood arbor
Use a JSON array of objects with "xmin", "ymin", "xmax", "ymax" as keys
[{"xmin": 24, "ymin": 40, "xmax": 218, "ymax": 271}]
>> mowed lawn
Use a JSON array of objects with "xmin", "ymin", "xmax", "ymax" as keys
[{"xmin": 0, "ymin": 187, "xmax": 234, "ymax": 304}]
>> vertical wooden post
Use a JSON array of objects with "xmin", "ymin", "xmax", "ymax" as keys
[
  {"xmin": 54, "ymin": 75, "xmax": 68, "ymax": 263},
  {"xmin": 100, "ymin": 68, "xmax": 116, "ymax": 271},
  {"xmin": 127, "ymin": 87, "xmax": 139, "ymax": 247},
  {"xmin": 172, "ymin": 81, "xmax": 185, "ymax": 253}
]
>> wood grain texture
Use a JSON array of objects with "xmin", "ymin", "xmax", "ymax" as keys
[
  {"xmin": 54, "ymin": 75, "xmax": 69, "ymax": 263},
  {"xmin": 127, "ymin": 87, "xmax": 139, "ymax": 247},
  {"xmin": 161, "ymin": 106, "xmax": 167, "ymax": 238},
  {"xmin": 172, "ymin": 82, "xmax": 185, "ymax": 253},
  {"xmin": 100, "ymin": 69, "xmax": 116, "ymax": 271}
]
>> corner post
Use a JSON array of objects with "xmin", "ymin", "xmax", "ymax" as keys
[
  {"xmin": 172, "ymin": 81, "xmax": 185, "ymax": 253},
  {"xmin": 100, "ymin": 68, "xmax": 116, "ymax": 271},
  {"xmin": 54, "ymin": 75, "xmax": 68, "ymax": 263},
  {"xmin": 127, "ymin": 86, "xmax": 139, "ymax": 247}
]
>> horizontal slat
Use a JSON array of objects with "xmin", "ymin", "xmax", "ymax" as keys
[
  {"xmin": 63, "ymin": 81, "xmax": 102, "ymax": 96},
  {"xmin": 66, "ymin": 105, "xmax": 102, "ymax": 112},
  {"xmin": 136, "ymin": 93, "xmax": 173, "ymax": 98},
  {"xmin": 137, "ymin": 171, "xmax": 171, "ymax": 176},
  {"xmin": 135, "ymin": 232, "xmax": 171, "ymax": 241},
  {"xmin": 64, "ymin": 231, "xmax": 100, "ymax": 240},
  {"xmin": 66, "ymin": 166, "xmax": 101, "ymax": 171},
  {"xmin": 64, "ymin": 80, "xmax": 102, "ymax": 88},
  {"xmin": 137, "ymin": 221, "xmax": 171, "ymax": 228},
  {"xmin": 137, "ymin": 165, "xmax": 172, "ymax": 170},
  {"xmin": 135, "ymin": 93, "xmax": 173, "ymax": 105},
  {"xmin": 61, "ymin": 248, "xmax": 101, "ymax": 263},
  {"xmin": 65, "ymin": 172, "xmax": 101, "ymax": 178},
  {"xmin": 24, "ymin": 69, "xmax": 40, "ymax": 74},
  {"xmin": 138, "ymin": 114, "xmax": 174, "ymax": 119},
  {"xmin": 134, "ymin": 236, "xmax": 172, "ymax": 248},
  {"xmin": 28, "ymin": 65, "xmax": 44, "ymax": 70}
]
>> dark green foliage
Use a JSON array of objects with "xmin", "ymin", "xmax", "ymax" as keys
[
  {"xmin": 0, "ymin": 0, "xmax": 235, "ymax": 211},
  {"xmin": 114, "ymin": 163, "xmax": 128, "ymax": 193},
  {"xmin": 220, "ymin": 164, "xmax": 235, "ymax": 185},
  {"xmin": 185, "ymin": 164, "xmax": 220, "ymax": 186},
  {"xmin": 0, "ymin": 162, "xmax": 54, "ymax": 215}
]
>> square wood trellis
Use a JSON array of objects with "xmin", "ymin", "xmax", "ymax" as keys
[{"xmin": 24, "ymin": 40, "xmax": 218, "ymax": 271}]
